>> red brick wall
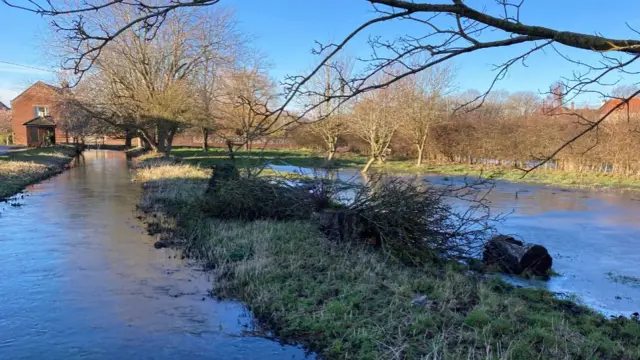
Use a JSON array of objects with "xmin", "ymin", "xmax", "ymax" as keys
[{"xmin": 10, "ymin": 82, "xmax": 60, "ymax": 146}]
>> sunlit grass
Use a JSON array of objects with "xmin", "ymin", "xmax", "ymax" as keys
[{"xmin": 0, "ymin": 146, "xmax": 77, "ymax": 199}]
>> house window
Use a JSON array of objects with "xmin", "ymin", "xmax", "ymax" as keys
[{"xmin": 34, "ymin": 106, "xmax": 48, "ymax": 117}]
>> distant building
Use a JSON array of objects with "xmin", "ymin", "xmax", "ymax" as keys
[
  {"xmin": 0, "ymin": 101, "xmax": 9, "ymax": 112},
  {"xmin": 599, "ymin": 98, "xmax": 640, "ymax": 120},
  {"xmin": 10, "ymin": 81, "xmax": 66, "ymax": 147}
]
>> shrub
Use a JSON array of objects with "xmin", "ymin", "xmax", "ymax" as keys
[{"xmin": 344, "ymin": 175, "xmax": 497, "ymax": 265}]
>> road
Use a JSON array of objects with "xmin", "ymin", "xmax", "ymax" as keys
[{"xmin": 0, "ymin": 145, "xmax": 23, "ymax": 154}]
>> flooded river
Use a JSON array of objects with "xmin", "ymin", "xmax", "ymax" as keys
[
  {"xmin": 0, "ymin": 151, "xmax": 312, "ymax": 360},
  {"xmin": 271, "ymin": 165, "xmax": 640, "ymax": 316}
]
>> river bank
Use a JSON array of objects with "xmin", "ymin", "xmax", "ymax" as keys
[
  {"xmin": 168, "ymin": 147, "xmax": 640, "ymax": 191},
  {"xmin": 0, "ymin": 145, "xmax": 79, "ymax": 200},
  {"xmin": 132, "ymin": 155, "xmax": 640, "ymax": 359}
]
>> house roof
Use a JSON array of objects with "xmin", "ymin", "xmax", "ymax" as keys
[
  {"xmin": 10, "ymin": 81, "xmax": 62, "ymax": 105},
  {"xmin": 599, "ymin": 98, "xmax": 640, "ymax": 114},
  {"xmin": 0, "ymin": 101, "xmax": 8, "ymax": 111},
  {"xmin": 23, "ymin": 116, "xmax": 56, "ymax": 127}
]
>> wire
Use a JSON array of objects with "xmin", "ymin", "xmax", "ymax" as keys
[{"xmin": 0, "ymin": 60, "xmax": 57, "ymax": 73}]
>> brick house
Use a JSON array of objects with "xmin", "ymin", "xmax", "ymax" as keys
[
  {"xmin": 599, "ymin": 98, "xmax": 640, "ymax": 121},
  {"xmin": 10, "ymin": 81, "xmax": 67, "ymax": 147}
]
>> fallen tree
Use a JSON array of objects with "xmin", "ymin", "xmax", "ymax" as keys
[{"xmin": 483, "ymin": 235, "xmax": 553, "ymax": 276}]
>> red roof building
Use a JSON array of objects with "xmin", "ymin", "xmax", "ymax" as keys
[
  {"xmin": 599, "ymin": 98, "xmax": 640, "ymax": 116},
  {"xmin": 10, "ymin": 81, "xmax": 66, "ymax": 147}
]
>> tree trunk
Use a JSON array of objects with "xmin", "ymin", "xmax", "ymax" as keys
[
  {"xmin": 124, "ymin": 129, "xmax": 132, "ymax": 148},
  {"xmin": 362, "ymin": 157, "xmax": 376, "ymax": 173},
  {"xmin": 138, "ymin": 131, "xmax": 156, "ymax": 152},
  {"xmin": 156, "ymin": 127, "xmax": 167, "ymax": 154},
  {"xmin": 166, "ymin": 129, "xmax": 176, "ymax": 153},
  {"xmin": 226, "ymin": 139, "xmax": 235, "ymax": 160},
  {"xmin": 483, "ymin": 235, "xmax": 553, "ymax": 276},
  {"xmin": 201, "ymin": 127, "xmax": 209, "ymax": 152},
  {"xmin": 416, "ymin": 146, "xmax": 424, "ymax": 166},
  {"xmin": 327, "ymin": 136, "xmax": 337, "ymax": 160}
]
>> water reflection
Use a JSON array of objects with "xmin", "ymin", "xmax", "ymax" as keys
[
  {"xmin": 0, "ymin": 150, "xmax": 313, "ymax": 360},
  {"xmin": 269, "ymin": 164, "xmax": 640, "ymax": 315}
]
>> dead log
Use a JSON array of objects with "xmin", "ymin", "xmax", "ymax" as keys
[{"xmin": 483, "ymin": 235, "xmax": 552, "ymax": 276}]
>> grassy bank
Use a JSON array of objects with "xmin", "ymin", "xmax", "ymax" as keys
[
  {"xmin": 0, "ymin": 146, "xmax": 78, "ymax": 199},
  {"xmin": 133, "ymin": 158, "xmax": 640, "ymax": 359},
  {"xmin": 169, "ymin": 147, "xmax": 640, "ymax": 190}
]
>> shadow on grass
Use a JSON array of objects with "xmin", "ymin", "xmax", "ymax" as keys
[{"xmin": 171, "ymin": 147, "xmax": 367, "ymax": 169}]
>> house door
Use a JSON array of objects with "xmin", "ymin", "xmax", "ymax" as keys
[{"xmin": 27, "ymin": 127, "xmax": 39, "ymax": 147}]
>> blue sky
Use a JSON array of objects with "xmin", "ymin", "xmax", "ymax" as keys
[{"xmin": 1, "ymin": 0, "xmax": 639, "ymax": 106}]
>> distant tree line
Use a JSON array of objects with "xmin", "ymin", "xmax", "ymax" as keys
[{"xmin": 293, "ymin": 81, "xmax": 640, "ymax": 175}]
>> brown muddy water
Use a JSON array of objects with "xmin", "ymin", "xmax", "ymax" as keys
[
  {"xmin": 0, "ymin": 151, "xmax": 313, "ymax": 360},
  {"xmin": 271, "ymin": 164, "xmax": 640, "ymax": 317}
]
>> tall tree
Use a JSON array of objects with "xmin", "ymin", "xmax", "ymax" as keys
[
  {"xmin": 71, "ymin": 9, "xmax": 208, "ymax": 153},
  {"xmin": 192, "ymin": 8, "xmax": 247, "ymax": 152},
  {"xmin": 350, "ymin": 74, "xmax": 402, "ymax": 173},
  {"xmin": 303, "ymin": 58, "xmax": 353, "ymax": 160},
  {"xmin": 218, "ymin": 63, "xmax": 276, "ymax": 151},
  {"xmin": 398, "ymin": 66, "xmax": 454, "ymax": 166}
]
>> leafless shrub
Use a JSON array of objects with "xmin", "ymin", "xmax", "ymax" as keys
[{"xmin": 345, "ymin": 175, "xmax": 500, "ymax": 265}]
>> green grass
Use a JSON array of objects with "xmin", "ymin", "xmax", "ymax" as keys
[
  {"xmin": 168, "ymin": 147, "xmax": 640, "ymax": 190},
  {"xmin": 133, "ymin": 161, "xmax": 640, "ymax": 359},
  {"xmin": 0, "ymin": 146, "xmax": 78, "ymax": 199}
]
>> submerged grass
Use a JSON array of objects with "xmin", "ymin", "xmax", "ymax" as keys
[
  {"xmin": 134, "ymin": 160, "xmax": 640, "ymax": 359},
  {"xmin": 0, "ymin": 146, "xmax": 78, "ymax": 199},
  {"xmin": 170, "ymin": 147, "xmax": 640, "ymax": 190}
]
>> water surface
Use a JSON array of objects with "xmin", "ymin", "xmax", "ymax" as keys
[{"xmin": 0, "ymin": 151, "xmax": 312, "ymax": 360}]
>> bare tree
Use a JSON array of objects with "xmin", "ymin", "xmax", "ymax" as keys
[
  {"xmin": 69, "ymin": 8, "xmax": 208, "ymax": 153},
  {"xmin": 218, "ymin": 64, "xmax": 277, "ymax": 151},
  {"xmin": 0, "ymin": 106, "xmax": 11, "ymax": 145},
  {"xmin": 9, "ymin": 0, "xmax": 640, "ymax": 166},
  {"xmin": 505, "ymin": 92, "xmax": 541, "ymax": 118},
  {"xmin": 398, "ymin": 66, "xmax": 455, "ymax": 166},
  {"xmin": 350, "ymin": 74, "xmax": 403, "ymax": 173},
  {"xmin": 612, "ymin": 85, "xmax": 640, "ymax": 99},
  {"xmin": 55, "ymin": 92, "xmax": 122, "ymax": 145},
  {"xmin": 303, "ymin": 58, "xmax": 354, "ymax": 160},
  {"xmin": 192, "ymin": 8, "xmax": 247, "ymax": 152}
]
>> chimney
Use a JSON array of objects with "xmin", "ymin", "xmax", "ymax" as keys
[{"xmin": 571, "ymin": 101, "xmax": 574, "ymax": 111}]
